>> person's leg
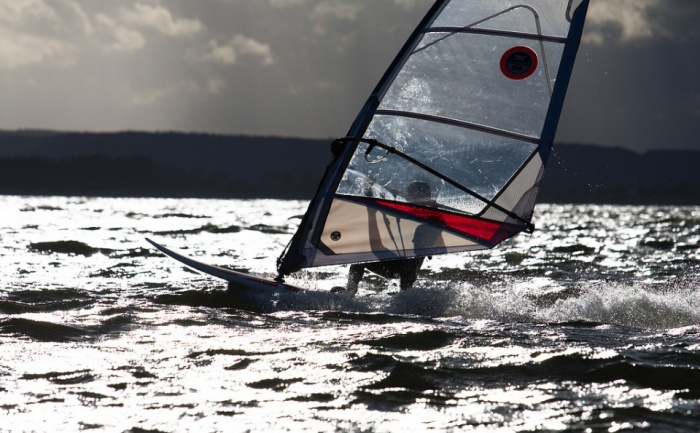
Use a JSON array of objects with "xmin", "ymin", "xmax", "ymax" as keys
[
  {"xmin": 331, "ymin": 264, "xmax": 364, "ymax": 295},
  {"xmin": 346, "ymin": 264, "xmax": 365, "ymax": 294},
  {"xmin": 336, "ymin": 258, "xmax": 423, "ymax": 293},
  {"xmin": 399, "ymin": 269, "xmax": 417, "ymax": 290},
  {"xmin": 399, "ymin": 258, "xmax": 423, "ymax": 290}
]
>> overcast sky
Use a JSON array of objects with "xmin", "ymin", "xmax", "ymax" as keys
[{"xmin": 1, "ymin": 0, "xmax": 699, "ymax": 152}]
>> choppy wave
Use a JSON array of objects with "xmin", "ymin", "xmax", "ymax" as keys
[{"xmin": 28, "ymin": 240, "xmax": 106, "ymax": 256}]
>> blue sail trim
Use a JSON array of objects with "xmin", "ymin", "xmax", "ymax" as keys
[{"xmin": 538, "ymin": 0, "xmax": 589, "ymax": 163}]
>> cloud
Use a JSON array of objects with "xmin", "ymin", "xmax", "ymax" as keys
[
  {"xmin": 129, "ymin": 80, "xmax": 198, "ymax": 106},
  {"xmin": 122, "ymin": 3, "xmax": 203, "ymax": 37},
  {"xmin": 0, "ymin": 31, "xmax": 71, "ymax": 69},
  {"xmin": 0, "ymin": 0, "xmax": 80, "ymax": 69},
  {"xmin": 0, "ymin": 0, "xmax": 62, "ymax": 29},
  {"xmin": 270, "ymin": 0, "xmax": 308, "ymax": 6},
  {"xmin": 312, "ymin": 1, "xmax": 362, "ymax": 21},
  {"xmin": 95, "ymin": 3, "xmax": 203, "ymax": 53},
  {"xmin": 392, "ymin": 0, "xmax": 422, "ymax": 9},
  {"xmin": 203, "ymin": 35, "xmax": 274, "ymax": 66},
  {"xmin": 311, "ymin": 1, "xmax": 363, "ymax": 35},
  {"xmin": 584, "ymin": 0, "xmax": 665, "ymax": 44},
  {"xmin": 206, "ymin": 76, "xmax": 227, "ymax": 95},
  {"xmin": 0, "ymin": 0, "xmax": 94, "ymax": 35},
  {"xmin": 61, "ymin": 0, "xmax": 93, "ymax": 34},
  {"xmin": 96, "ymin": 14, "xmax": 146, "ymax": 53}
]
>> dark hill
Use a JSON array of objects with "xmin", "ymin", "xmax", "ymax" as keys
[
  {"xmin": 0, "ymin": 131, "xmax": 329, "ymax": 199},
  {"xmin": 0, "ymin": 131, "xmax": 698, "ymax": 204},
  {"xmin": 543, "ymin": 144, "xmax": 700, "ymax": 204}
]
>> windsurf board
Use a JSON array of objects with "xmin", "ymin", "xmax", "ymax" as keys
[{"xmin": 146, "ymin": 238, "xmax": 303, "ymax": 293}]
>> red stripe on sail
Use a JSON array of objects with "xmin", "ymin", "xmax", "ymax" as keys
[{"xmin": 370, "ymin": 199, "xmax": 523, "ymax": 244}]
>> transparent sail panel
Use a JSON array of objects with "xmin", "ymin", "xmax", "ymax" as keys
[
  {"xmin": 336, "ymin": 115, "xmax": 537, "ymax": 214},
  {"xmin": 379, "ymin": 33, "xmax": 565, "ymax": 137},
  {"xmin": 433, "ymin": 0, "xmax": 575, "ymax": 38},
  {"xmin": 470, "ymin": 6, "xmax": 540, "ymax": 35}
]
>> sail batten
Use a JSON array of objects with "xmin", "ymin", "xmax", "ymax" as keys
[
  {"xmin": 425, "ymin": 27, "xmax": 568, "ymax": 44},
  {"xmin": 374, "ymin": 110, "xmax": 541, "ymax": 144},
  {"xmin": 277, "ymin": 0, "xmax": 589, "ymax": 276}
]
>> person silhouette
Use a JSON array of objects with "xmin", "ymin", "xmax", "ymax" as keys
[{"xmin": 332, "ymin": 180, "xmax": 445, "ymax": 295}]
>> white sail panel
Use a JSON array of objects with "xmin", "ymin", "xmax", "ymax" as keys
[
  {"xmin": 315, "ymin": 198, "xmax": 484, "ymax": 263},
  {"xmin": 485, "ymin": 152, "xmax": 545, "ymax": 222}
]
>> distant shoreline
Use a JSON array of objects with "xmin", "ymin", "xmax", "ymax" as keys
[{"xmin": 1, "ymin": 131, "xmax": 699, "ymax": 204}]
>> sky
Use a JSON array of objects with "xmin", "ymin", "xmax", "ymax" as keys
[{"xmin": 1, "ymin": 0, "xmax": 699, "ymax": 152}]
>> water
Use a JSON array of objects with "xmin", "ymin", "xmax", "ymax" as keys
[{"xmin": 1, "ymin": 196, "xmax": 700, "ymax": 432}]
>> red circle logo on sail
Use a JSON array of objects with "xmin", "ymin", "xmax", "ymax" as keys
[{"xmin": 500, "ymin": 46, "xmax": 538, "ymax": 80}]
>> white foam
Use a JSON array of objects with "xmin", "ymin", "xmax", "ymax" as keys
[
  {"xmin": 539, "ymin": 279, "xmax": 700, "ymax": 329},
  {"xmin": 241, "ymin": 274, "xmax": 700, "ymax": 330}
]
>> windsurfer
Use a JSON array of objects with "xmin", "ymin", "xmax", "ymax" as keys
[{"xmin": 332, "ymin": 180, "xmax": 446, "ymax": 295}]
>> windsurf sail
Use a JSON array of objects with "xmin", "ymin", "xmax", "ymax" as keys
[{"xmin": 277, "ymin": 0, "xmax": 589, "ymax": 277}]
